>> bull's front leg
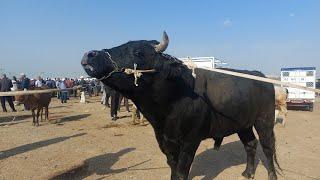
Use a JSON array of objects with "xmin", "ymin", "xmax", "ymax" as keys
[
  {"xmin": 175, "ymin": 141, "xmax": 200, "ymax": 180},
  {"xmin": 154, "ymin": 131, "xmax": 180, "ymax": 179},
  {"xmin": 36, "ymin": 108, "xmax": 41, "ymax": 126},
  {"xmin": 31, "ymin": 109, "xmax": 36, "ymax": 126}
]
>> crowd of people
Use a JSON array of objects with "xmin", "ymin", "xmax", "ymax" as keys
[
  {"xmin": 1, "ymin": 73, "xmax": 133, "ymax": 122},
  {"xmin": 0, "ymin": 73, "xmax": 102, "ymax": 112}
]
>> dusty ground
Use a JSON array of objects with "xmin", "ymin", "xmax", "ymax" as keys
[{"xmin": 1, "ymin": 96, "xmax": 320, "ymax": 180}]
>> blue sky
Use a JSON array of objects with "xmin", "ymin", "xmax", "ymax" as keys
[{"xmin": 0, "ymin": 0, "xmax": 320, "ymax": 78}]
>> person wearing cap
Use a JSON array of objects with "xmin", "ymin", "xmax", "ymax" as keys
[{"xmin": 0, "ymin": 74, "xmax": 16, "ymax": 112}]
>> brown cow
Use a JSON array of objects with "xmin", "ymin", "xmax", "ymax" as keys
[{"xmin": 15, "ymin": 89, "xmax": 52, "ymax": 126}]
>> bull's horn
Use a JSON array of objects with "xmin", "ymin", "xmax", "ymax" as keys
[{"xmin": 154, "ymin": 31, "xmax": 169, "ymax": 52}]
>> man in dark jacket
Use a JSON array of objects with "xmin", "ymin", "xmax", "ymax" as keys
[
  {"xmin": 20, "ymin": 73, "xmax": 30, "ymax": 110},
  {"xmin": 110, "ymin": 89, "xmax": 120, "ymax": 121},
  {"xmin": 0, "ymin": 74, "xmax": 16, "ymax": 112},
  {"xmin": 20, "ymin": 73, "xmax": 30, "ymax": 90}
]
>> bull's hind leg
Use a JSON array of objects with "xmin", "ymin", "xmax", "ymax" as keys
[
  {"xmin": 31, "ymin": 109, "xmax": 36, "ymax": 126},
  {"xmin": 40, "ymin": 108, "xmax": 44, "ymax": 121},
  {"xmin": 36, "ymin": 108, "xmax": 41, "ymax": 126},
  {"xmin": 45, "ymin": 106, "xmax": 49, "ymax": 120},
  {"xmin": 238, "ymin": 128, "xmax": 258, "ymax": 179},
  {"xmin": 255, "ymin": 117, "xmax": 278, "ymax": 180}
]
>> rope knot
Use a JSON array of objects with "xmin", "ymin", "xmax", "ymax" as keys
[{"xmin": 124, "ymin": 63, "xmax": 143, "ymax": 86}]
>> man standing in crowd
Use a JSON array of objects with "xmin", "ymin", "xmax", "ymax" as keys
[
  {"xmin": 79, "ymin": 76, "xmax": 86, "ymax": 87},
  {"xmin": 73, "ymin": 78, "xmax": 79, "ymax": 97},
  {"xmin": 0, "ymin": 74, "xmax": 16, "ymax": 112},
  {"xmin": 11, "ymin": 76, "xmax": 20, "ymax": 91},
  {"xmin": 20, "ymin": 73, "xmax": 30, "ymax": 110},
  {"xmin": 20, "ymin": 73, "xmax": 30, "ymax": 90},
  {"xmin": 110, "ymin": 89, "xmax": 120, "ymax": 121},
  {"xmin": 45, "ymin": 78, "xmax": 55, "ymax": 88},
  {"xmin": 101, "ymin": 82, "xmax": 111, "ymax": 107},
  {"xmin": 118, "ymin": 94, "xmax": 130, "ymax": 113},
  {"xmin": 65, "ymin": 78, "xmax": 74, "ymax": 98},
  {"xmin": 59, "ymin": 78, "xmax": 68, "ymax": 103},
  {"xmin": 35, "ymin": 76, "xmax": 43, "ymax": 87},
  {"xmin": 55, "ymin": 78, "xmax": 61, "ymax": 99}
]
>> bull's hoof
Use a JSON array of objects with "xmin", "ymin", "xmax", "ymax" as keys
[
  {"xmin": 241, "ymin": 171, "xmax": 255, "ymax": 179},
  {"xmin": 268, "ymin": 172, "xmax": 277, "ymax": 180},
  {"xmin": 213, "ymin": 145, "xmax": 220, "ymax": 151}
]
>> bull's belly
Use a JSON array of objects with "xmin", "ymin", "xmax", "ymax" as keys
[{"xmin": 209, "ymin": 114, "xmax": 254, "ymax": 138}]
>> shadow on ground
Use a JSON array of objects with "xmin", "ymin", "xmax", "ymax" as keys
[
  {"xmin": 50, "ymin": 141, "xmax": 270, "ymax": 180},
  {"xmin": 189, "ymin": 140, "xmax": 267, "ymax": 180},
  {"xmin": 49, "ymin": 148, "xmax": 137, "ymax": 180},
  {"xmin": 0, "ymin": 114, "xmax": 32, "ymax": 123},
  {"xmin": 50, "ymin": 105, "xmax": 68, "ymax": 109},
  {"xmin": 51, "ymin": 114, "xmax": 91, "ymax": 123},
  {"xmin": 0, "ymin": 133, "xmax": 86, "ymax": 160}
]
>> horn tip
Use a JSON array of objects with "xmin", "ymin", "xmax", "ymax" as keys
[{"xmin": 163, "ymin": 31, "xmax": 169, "ymax": 41}]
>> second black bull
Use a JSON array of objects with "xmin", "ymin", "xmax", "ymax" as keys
[{"xmin": 81, "ymin": 32, "xmax": 280, "ymax": 180}]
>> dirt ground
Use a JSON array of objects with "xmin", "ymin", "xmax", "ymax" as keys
[{"xmin": 1, "ymin": 96, "xmax": 320, "ymax": 180}]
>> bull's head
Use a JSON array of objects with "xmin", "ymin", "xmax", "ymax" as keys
[
  {"xmin": 81, "ymin": 31, "xmax": 169, "ymax": 80},
  {"xmin": 15, "ymin": 94, "xmax": 27, "ymax": 104}
]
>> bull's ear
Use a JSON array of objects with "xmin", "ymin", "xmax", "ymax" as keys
[{"xmin": 154, "ymin": 31, "xmax": 169, "ymax": 52}]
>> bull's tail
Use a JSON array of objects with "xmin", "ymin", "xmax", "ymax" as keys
[
  {"xmin": 254, "ymin": 119, "xmax": 283, "ymax": 177},
  {"xmin": 273, "ymin": 132, "xmax": 283, "ymax": 175}
]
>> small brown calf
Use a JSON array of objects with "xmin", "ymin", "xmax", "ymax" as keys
[{"xmin": 15, "ymin": 91, "xmax": 52, "ymax": 126}]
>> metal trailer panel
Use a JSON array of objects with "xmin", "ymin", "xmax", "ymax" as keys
[{"xmin": 281, "ymin": 67, "xmax": 316, "ymax": 109}]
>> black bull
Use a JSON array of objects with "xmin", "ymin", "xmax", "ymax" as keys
[{"xmin": 81, "ymin": 33, "xmax": 280, "ymax": 180}]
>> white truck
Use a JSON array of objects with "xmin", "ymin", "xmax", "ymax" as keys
[{"xmin": 280, "ymin": 67, "xmax": 316, "ymax": 111}]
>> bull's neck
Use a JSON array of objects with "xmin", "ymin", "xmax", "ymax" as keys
[{"xmin": 102, "ymin": 74, "xmax": 182, "ymax": 129}]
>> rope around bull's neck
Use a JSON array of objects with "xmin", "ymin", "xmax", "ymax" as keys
[{"xmin": 98, "ymin": 51, "xmax": 156, "ymax": 86}]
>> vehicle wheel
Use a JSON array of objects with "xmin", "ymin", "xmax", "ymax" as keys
[{"xmin": 309, "ymin": 106, "xmax": 314, "ymax": 112}]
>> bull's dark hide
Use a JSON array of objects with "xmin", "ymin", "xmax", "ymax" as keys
[{"xmin": 81, "ymin": 32, "xmax": 279, "ymax": 180}]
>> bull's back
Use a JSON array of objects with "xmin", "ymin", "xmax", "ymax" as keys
[
  {"xmin": 194, "ymin": 68, "xmax": 274, "ymax": 130},
  {"xmin": 34, "ymin": 93, "xmax": 52, "ymax": 106}
]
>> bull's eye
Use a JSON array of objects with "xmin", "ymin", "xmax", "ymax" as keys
[{"xmin": 88, "ymin": 51, "xmax": 96, "ymax": 57}]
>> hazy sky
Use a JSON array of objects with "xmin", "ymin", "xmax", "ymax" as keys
[{"xmin": 1, "ymin": 0, "xmax": 320, "ymax": 78}]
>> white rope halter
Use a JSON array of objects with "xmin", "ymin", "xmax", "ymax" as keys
[{"xmin": 98, "ymin": 51, "xmax": 156, "ymax": 86}]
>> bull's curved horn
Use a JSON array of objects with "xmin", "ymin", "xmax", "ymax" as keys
[{"xmin": 154, "ymin": 31, "xmax": 169, "ymax": 52}]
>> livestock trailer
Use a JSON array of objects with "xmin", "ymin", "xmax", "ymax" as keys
[{"xmin": 280, "ymin": 67, "xmax": 316, "ymax": 111}]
